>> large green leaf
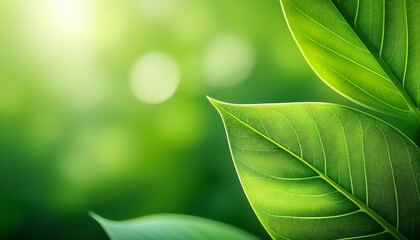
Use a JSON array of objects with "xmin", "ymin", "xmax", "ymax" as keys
[
  {"xmin": 279, "ymin": 0, "xmax": 420, "ymax": 124},
  {"xmin": 91, "ymin": 213, "xmax": 259, "ymax": 240},
  {"xmin": 210, "ymin": 98, "xmax": 420, "ymax": 240}
]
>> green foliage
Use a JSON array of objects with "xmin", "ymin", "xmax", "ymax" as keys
[
  {"xmin": 207, "ymin": 1, "xmax": 420, "ymax": 240},
  {"xmin": 209, "ymin": 99, "xmax": 420, "ymax": 239},
  {"xmin": 91, "ymin": 213, "xmax": 259, "ymax": 240},
  {"xmin": 92, "ymin": 1, "xmax": 420, "ymax": 239},
  {"xmin": 280, "ymin": 0, "xmax": 420, "ymax": 124}
]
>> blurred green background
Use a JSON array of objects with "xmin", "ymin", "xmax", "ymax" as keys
[{"xmin": 0, "ymin": 0, "xmax": 363, "ymax": 239}]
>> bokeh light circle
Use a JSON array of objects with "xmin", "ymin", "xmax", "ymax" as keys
[
  {"xmin": 202, "ymin": 35, "xmax": 255, "ymax": 87},
  {"xmin": 130, "ymin": 51, "xmax": 180, "ymax": 104},
  {"xmin": 136, "ymin": 0, "xmax": 180, "ymax": 21}
]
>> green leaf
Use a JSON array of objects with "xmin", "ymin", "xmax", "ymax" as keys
[
  {"xmin": 279, "ymin": 0, "xmax": 420, "ymax": 124},
  {"xmin": 209, "ymin": 97, "xmax": 420, "ymax": 240},
  {"xmin": 91, "ymin": 213, "xmax": 259, "ymax": 240}
]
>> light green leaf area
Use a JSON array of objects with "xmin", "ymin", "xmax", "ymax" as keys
[
  {"xmin": 279, "ymin": 0, "xmax": 420, "ymax": 124},
  {"xmin": 210, "ymin": 98, "xmax": 420, "ymax": 240},
  {"xmin": 91, "ymin": 213, "xmax": 259, "ymax": 240}
]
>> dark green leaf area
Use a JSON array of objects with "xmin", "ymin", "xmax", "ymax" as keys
[{"xmin": 211, "ymin": 99, "xmax": 420, "ymax": 240}]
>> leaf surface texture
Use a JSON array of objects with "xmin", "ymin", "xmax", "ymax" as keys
[
  {"xmin": 211, "ymin": 98, "xmax": 420, "ymax": 240},
  {"xmin": 279, "ymin": 0, "xmax": 420, "ymax": 123}
]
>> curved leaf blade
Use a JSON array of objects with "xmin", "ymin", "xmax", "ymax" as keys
[
  {"xmin": 210, "ymin": 98, "xmax": 420, "ymax": 240},
  {"xmin": 279, "ymin": 0, "xmax": 420, "ymax": 124},
  {"xmin": 91, "ymin": 213, "xmax": 259, "ymax": 240}
]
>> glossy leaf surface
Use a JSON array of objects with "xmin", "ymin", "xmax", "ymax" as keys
[
  {"xmin": 210, "ymin": 98, "xmax": 420, "ymax": 240},
  {"xmin": 279, "ymin": 0, "xmax": 420, "ymax": 124},
  {"xmin": 91, "ymin": 213, "xmax": 259, "ymax": 240}
]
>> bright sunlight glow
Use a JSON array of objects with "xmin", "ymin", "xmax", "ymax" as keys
[{"xmin": 52, "ymin": 0, "xmax": 89, "ymax": 40}]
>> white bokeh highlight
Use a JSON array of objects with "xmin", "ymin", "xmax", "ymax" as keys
[
  {"xmin": 130, "ymin": 51, "xmax": 180, "ymax": 104},
  {"xmin": 136, "ymin": 0, "xmax": 180, "ymax": 21},
  {"xmin": 202, "ymin": 35, "xmax": 255, "ymax": 88}
]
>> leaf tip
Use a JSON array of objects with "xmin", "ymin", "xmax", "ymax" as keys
[
  {"xmin": 89, "ymin": 211, "xmax": 108, "ymax": 225},
  {"xmin": 89, "ymin": 211, "xmax": 99, "ymax": 220},
  {"xmin": 206, "ymin": 95, "xmax": 217, "ymax": 104},
  {"xmin": 206, "ymin": 96, "xmax": 226, "ymax": 110}
]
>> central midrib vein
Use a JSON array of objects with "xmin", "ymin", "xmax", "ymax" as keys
[
  {"xmin": 330, "ymin": 0, "xmax": 419, "ymax": 124},
  {"xmin": 219, "ymin": 105, "xmax": 407, "ymax": 240}
]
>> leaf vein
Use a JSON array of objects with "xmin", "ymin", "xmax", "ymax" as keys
[
  {"xmin": 330, "ymin": 109, "xmax": 354, "ymax": 195},
  {"xmin": 354, "ymin": 0, "xmax": 360, "ymax": 25},
  {"xmin": 337, "ymin": 230, "xmax": 387, "ymax": 239},
  {"xmin": 301, "ymin": 108, "xmax": 327, "ymax": 175},
  {"xmin": 259, "ymin": 207, "xmax": 361, "ymax": 220},
  {"xmin": 325, "ymin": 65, "xmax": 409, "ymax": 114},
  {"xmin": 237, "ymin": 156, "xmax": 319, "ymax": 182},
  {"xmin": 300, "ymin": 31, "xmax": 392, "ymax": 83},
  {"xmin": 268, "ymin": 108, "xmax": 303, "ymax": 158},
  {"xmin": 402, "ymin": 0, "xmax": 409, "ymax": 87},
  {"xmin": 377, "ymin": 128, "xmax": 399, "ymax": 229},
  {"xmin": 290, "ymin": 3, "xmax": 368, "ymax": 52},
  {"xmin": 379, "ymin": 0, "xmax": 385, "ymax": 56}
]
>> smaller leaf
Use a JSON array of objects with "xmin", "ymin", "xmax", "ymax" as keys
[{"xmin": 91, "ymin": 213, "xmax": 259, "ymax": 240}]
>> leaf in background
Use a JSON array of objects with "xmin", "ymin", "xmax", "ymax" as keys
[
  {"xmin": 279, "ymin": 0, "xmax": 420, "ymax": 124},
  {"xmin": 210, "ymin": 98, "xmax": 420, "ymax": 239},
  {"xmin": 91, "ymin": 213, "xmax": 259, "ymax": 240}
]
